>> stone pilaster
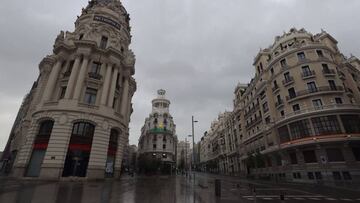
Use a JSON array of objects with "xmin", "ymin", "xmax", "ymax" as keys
[
  {"xmin": 73, "ymin": 57, "xmax": 90, "ymax": 100},
  {"xmin": 40, "ymin": 119, "xmax": 72, "ymax": 179},
  {"xmin": 120, "ymin": 77, "xmax": 129, "ymax": 116},
  {"xmin": 107, "ymin": 68, "xmax": 119, "ymax": 107},
  {"xmin": 64, "ymin": 56, "xmax": 81, "ymax": 99},
  {"xmin": 87, "ymin": 126, "xmax": 110, "ymax": 179},
  {"xmin": 42, "ymin": 59, "xmax": 63, "ymax": 102},
  {"xmin": 100, "ymin": 63, "xmax": 113, "ymax": 105}
]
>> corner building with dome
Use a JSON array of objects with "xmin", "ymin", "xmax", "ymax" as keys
[
  {"xmin": 1, "ymin": 0, "xmax": 136, "ymax": 179},
  {"xmin": 138, "ymin": 90, "xmax": 178, "ymax": 174}
]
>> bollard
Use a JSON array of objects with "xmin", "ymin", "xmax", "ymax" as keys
[
  {"xmin": 215, "ymin": 179, "xmax": 221, "ymax": 197},
  {"xmin": 280, "ymin": 194, "xmax": 285, "ymax": 203}
]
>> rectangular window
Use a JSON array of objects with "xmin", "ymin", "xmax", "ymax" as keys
[
  {"xmin": 278, "ymin": 125, "xmax": 290, "ymax": 143},
  {"xmin": 307, "ymin": 172, "xmax": 314, "ymax": 180},
  {"xmin": 332, "ymin": 171, "xmax": 341, "ymax": 180},
  {"xmin": 273, "ymin": 80, "xmax": 278, "ymax": 89},
  {"xmin": 315, "ymin": 172, "xmax": 322, "ymax": 180},
  {"xmin": 289, "ymin": 119, "xmax": 312, "ymax": 140},
  {"xmin": 307, "ymin": 82, "xmax": 317, "ymax": 93},
  {"xmin": 311, "ymin": 115, "xmax": 341, "ymax": 135},
  {"xmin": 84, "ymin": 88, "xmax": 97, "ymax": 104},
  {"xmin": 59, "ymin": 86, "xmax": 67, "ymax": 99},
  {"xmin": 67, "ymin": 60, "xmax": 75, "ymax": 73},
  {"xmin": 342, "ymin": 171, "xmax": 352, "ymax": 180},
  {"xmin": 91, "ymin": 62, "xmax": 101, "ymax": 74},
  {"xmin": 163, "ymin": 144, "xmax": 166, "ymax": 149},
  {"xmin": 303, "ymin": 150, "xmax": 317, "ymax": 163},
  {"xmin": 297, "ymin": 52, "xmax": 306, "ymax": 60},
  {"xmin": 340, "ymin": 115, "xmax": 360, "ymax": 133},
  {"xmin": 100, "ymin": 36, "xmax": 108, "ymax": 49},
  {"xmin": 312, "ymin": 99, "xmax": 323, "ymax": 109},
  {"xmin": 328, "ymin": 80, "xmax": 336, "ymax": 90},
  {"xmin": 262, "ymin": 102, "xmax": 269, "ymax": 112},
  {"xmin": 335, "ymin": 97, "xmax": 343, "ymax": 104},
  {"xmin": 153, "ymin": 144, "xmax": 156, "ymax": 149},
  {"xmin": 288, "ymin": 87, "xmax": 296, "ymax": 99},
  {"xmin": 352, "ymin": 147, "xmax": 360, "ymax": 161},
  {"xmin": 284, "ymin": 72, "xmax": 291, "ymax": 81},
  {"xmin": 316, "ymin": 50, "xmax": 324, "ymax": 57},
  {"xmin": 322, "ymin": 64, "xmax": 330, "ymax": 72},
  {"xmin": 302, "ymin": 65, "xmax": 311, "ymax": 76},
  {"xmin": 292, "ymin": 104, "xmax": 300, "ymax": 112},
  {"xmin": 326, "ymin": 148, "xmax": 344, "ymax": 162},
  {"xmin": 280, "ymin": 59, "xmax": 287, "ymax": 68},
  {"xmin": 289, "ymin": 152, "xmax": 298, "ymax": 164}
]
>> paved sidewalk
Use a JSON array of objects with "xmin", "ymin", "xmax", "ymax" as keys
[{"xmin": 0, "ymin": 174, "xmax": 359, "ymax": 203}]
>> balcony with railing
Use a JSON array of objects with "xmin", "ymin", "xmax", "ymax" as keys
[
  {"xmin": 63, "ymin": 71, "xmax": 71, "ymax": 78},
  {"xmin": 244, "ymin": 103, "xmax": 260, "ymax": 118},
  {"xmin": 286, "ymin": 86, "xmax": 344, "ymax": 101},
  {"xmin": 282, "ymin": 76, "xmax": 294, "ymax": 86},
  {"xmin": 272, "ymin": 84, "xmax": 279, "ymax": 93},
  {"xmin": 245, "ymin": 116, "xmax": 262, "ymax": 129},
  {"xmin": 88, "ymin": 72, "xmax": 103, "ymax": 80},
  {"xmin": 301, "ymin": 70, "xmax": 316, "ymax": 79},
  {"xmin": 322, "ymin": 69, "xmax": 336, "ymax": 76},
  {"xmin": 275, "ymin": 99, "xmax": 284, "ymax": 108},
  {"xmin": 279, "ymin": 103, "xmax": 360, "ymax": 123}
]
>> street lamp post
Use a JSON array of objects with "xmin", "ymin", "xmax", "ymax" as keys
[{"xmin": 190, "ymin": 116, "xmax": 198, "ymax": 178}]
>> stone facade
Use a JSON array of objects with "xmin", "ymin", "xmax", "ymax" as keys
[
  {"xmin": 138, "ymin": 90, "xmax": 178, "ymax": 172},
  {"xmin": 199, "ymin": 28, "xmax": 360, "ymax": 184},
  {"xmin": 1, "ymin": 0, "xmax": 136, "ymax": 180},
  {"xmin": 176, "ymin": 140, "xmax": 190, "ymax": 169}
]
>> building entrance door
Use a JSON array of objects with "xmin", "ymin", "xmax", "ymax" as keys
[
  {"xmin": 25, "ymin": 149, "xmax": 46, "ymax": 177},
  {"xmin": 62, "ymin": 150, "xmax": 90, "ymax": 177}
]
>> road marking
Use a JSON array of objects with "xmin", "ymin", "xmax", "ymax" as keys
[
  {"xmin": 294, "ymin": 197, "xmax": 305, "ymax": 200},
  {"xmin": 262, "ymin": 197, "xmax": 273, "ymax": 200},
  {"xmin": 308, "ymin": 197, "xmax": 321, "ymax": 200},
  {"xmin": 325, "ymin": 198, "xmax": 337, "ymax": 201},
  {"xmin": 340, "ymin": 199, "xmax": 353, "ymax": 201}
]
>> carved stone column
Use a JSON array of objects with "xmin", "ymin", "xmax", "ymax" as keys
[
  {"xmin": 73, "ymin": 56, "xmax": 90, "ymax": 100},
  {"xmin": 107, "ymin": 67, "xmax": 119, "ymax": 107},
  {"xmin": 64, "ymin": 56, "xmax": 81, "ymax": 99},
  {"xmin": 42, "ymin": 59, "xmax": 63, "ymax": 102},
  {"xmin": 100, "ymin": 63, "xmax": 113, "ymax": 105}
]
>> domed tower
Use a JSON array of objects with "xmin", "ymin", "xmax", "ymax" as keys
[
  {"xmin": 138, "ymin": 90, "xmax": 177, "ymax": 174},
  {"xmin": 5, "ymin": 0, "xmax": 136, "ymax": 179}
]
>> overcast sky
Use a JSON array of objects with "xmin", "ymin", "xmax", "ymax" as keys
[{"xmin": 1, "ymin": 0, "xmax": 360, "ymax": 150}]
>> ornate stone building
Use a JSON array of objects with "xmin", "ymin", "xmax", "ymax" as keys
[
  {"xmin": 200, "ymin": 28, "xmax": 360, "ymax": 184},
  {"xmin": 1, "ymin": 0, "xmax": 136, "ymax": 179},
  {"xmin": 138, "ymin": 90, "xmax": 177, "ymax": 173}
]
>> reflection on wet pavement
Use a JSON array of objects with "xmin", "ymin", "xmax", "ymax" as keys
[{"xmin": 0, "ymin": 176, "xmax": 228, "ymax": 203}]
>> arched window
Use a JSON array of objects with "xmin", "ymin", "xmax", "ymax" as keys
[
  {"xmin": 109, "ymin": 129, "xmax": 119, "ymax": 143},
  {"xmin": 38, "ymin": 120, "xmax": 54, "ymax": 137},
  {"xmin": 34, "ymin": 120, "xmax": 54, "ymax": 146},
  {"xmin": 72, "ymin": 122, "xmax": 95, "ymax": 137}
]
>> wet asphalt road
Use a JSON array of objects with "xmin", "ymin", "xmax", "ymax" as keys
[{"xmin": 0, "ymin": 173, "xmax": 359, "ymax": 203}]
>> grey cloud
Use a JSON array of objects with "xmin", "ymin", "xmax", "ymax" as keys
[{"xmin": 1, "ymin": 0, "xmax": 360, "ymax": 149}]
